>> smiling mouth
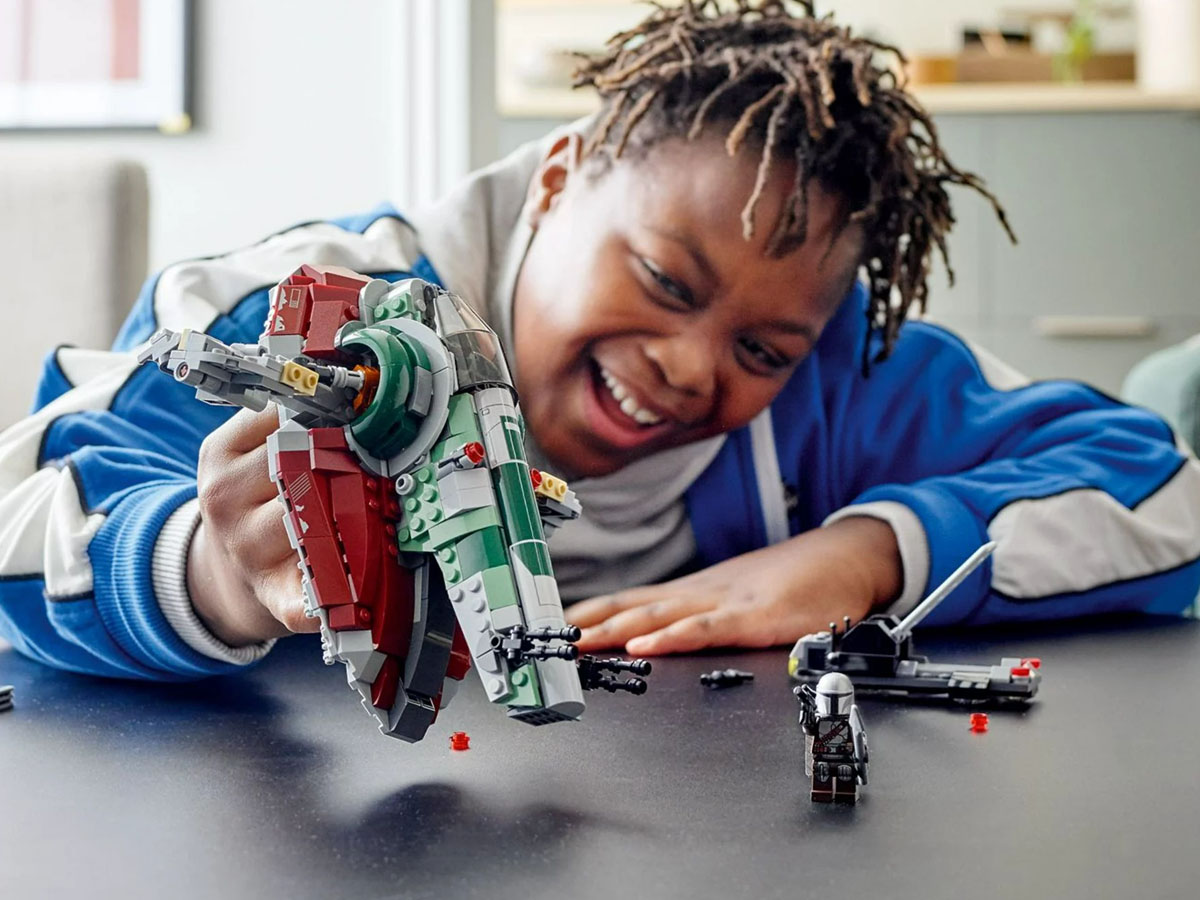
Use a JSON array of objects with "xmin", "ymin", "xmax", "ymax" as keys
[{"xmin": 584, "ymin": 358, "xmax": 674, "ymax": 448}]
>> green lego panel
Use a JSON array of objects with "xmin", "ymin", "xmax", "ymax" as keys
[
  {"xmin": 510, "ymin": 539, "xmax": 553, "ymax": 578},
  {"xmin": 454, "ymin": 526, "xmax": 510, "ymax": 578},
  {"xmin": 442, "ymin": 393, "xmax": 480, "ymax": 441},
  {"xmin": 424, "ymin": 505, "xmax": 502, "ymax": 550},
  {"xmin": 395, "ymin": 463, "xmax": 442, "ymax": 547},
  {"xmin": 479, "ymin": 564, "xmax": 519, "ymax": 610},
  {"xmin": 495, "ymin": 461, "xmax": 542, "ymax": 545},
  {"xmin": 498, "ymin": 413, "xmax": 525, "ymax": 460},
  {"xmin": 373, "ymin": 286, "xmax": 421, "ymax": 322},
  {"xmin": 434, "ymin": 545, "xmax": 461, "ymax": 586},
  {"xmin": 506, "ymin": 662, "xmax": 543, "ymax": 709}
]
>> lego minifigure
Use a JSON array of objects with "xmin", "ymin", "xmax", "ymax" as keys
[
  {"xmin": 699, "ymin": 668, "xmax": 754, "ymax": 689},
  {"xmin": 795, "ymin": 673, "xmax": 869, "ymax": 804},
  {"xmin": 139, "ymin": 269, "xmax": 649, "ymax": 743}
]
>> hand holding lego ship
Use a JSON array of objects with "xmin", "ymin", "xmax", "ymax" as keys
[{"xmin": 138, "ymin": 266, "xmax": 650, "ymax": 742}]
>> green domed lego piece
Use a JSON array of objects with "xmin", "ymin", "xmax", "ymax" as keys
[{"xmin": 373, "ymin": 287, "xmax": 418, "ymax": 322}]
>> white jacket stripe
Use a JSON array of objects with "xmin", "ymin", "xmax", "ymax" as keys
[
  {"xmin": 990, "ymin": 452, "xmax": 1200, "ymax": 599},
  {"xmin": 749, "ymin": 407, "xmax": 790, "ymax": 545},
  {"xmin": 0, "ymin": 467, "xmax": 60, "ymax": 578},
  {"xmin": 152, "ymin": 217, "xmax": 422, "ymax": 332}
]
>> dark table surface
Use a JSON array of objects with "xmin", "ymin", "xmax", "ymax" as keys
[{"xmin": 1, "ymin": 616, "xmax": 1199, "ymax": 900}]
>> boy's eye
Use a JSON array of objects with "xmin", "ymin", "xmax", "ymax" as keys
[
  {"xmin": 638, "ymin": 257, "xmax": 694, "ymax": 307},
  {"xmin": 738, "ymin": 336, "xmax": 791, "ymax": 374}
]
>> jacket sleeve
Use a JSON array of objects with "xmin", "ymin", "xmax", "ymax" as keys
[
  {"xmin": 0, "ymin": 207, "xmax": 426, "ymax": 679},
  {"xmin": 822, "ymin": 312, "xmax": 1200, "ymax": 627}
]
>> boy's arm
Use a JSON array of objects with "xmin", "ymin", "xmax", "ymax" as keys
[
  {"xmin": 823, "ymin": 320, "xmax": 1200, "ymax": 627},
  {"xmin": 0, "ymin": 208, "xmax": 427, "ymax": 679},
  {"xmin": 0, "ymin": 348, "xmax": 268, "ymax": 679}
]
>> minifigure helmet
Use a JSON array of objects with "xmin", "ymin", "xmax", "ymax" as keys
[{"xmin": 814, "ymin": 672, "xmax": 855, "ymax": 716}]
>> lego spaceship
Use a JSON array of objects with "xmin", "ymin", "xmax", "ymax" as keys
[{"xmin": 139, "ymin": 266, "xmax": 649, "ymax": 742}]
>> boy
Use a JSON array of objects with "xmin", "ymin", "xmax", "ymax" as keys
[{"xmin": 0, "ymin": 1, "xmax": 1196, "ymax": 680}]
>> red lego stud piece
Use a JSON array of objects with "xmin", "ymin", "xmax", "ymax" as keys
[
  {"xmin": 449, "ymin": 731, "xmax": 471, "ymax": 751},
  {"xmin": 463, "ymin": 442, "xmax": 485, "ymax": 466},
  {"xmin": 1021, "ymin": 657, "xmax": 1042, "ymax": 669},
  {"xmin": 1010, "ymin": 665, "xmax": 1031, "ymax": 677},
  {"xmin": 969, "ymin": 712, "xmax": 989, "ymax": 733},
  {"xmin": 529, "ymin": 468, "xmax": 543, "ymax": 489}
]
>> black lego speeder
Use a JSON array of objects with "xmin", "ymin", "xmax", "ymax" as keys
[{"xmin": 788, "ymin": 542, "xmax": 1042, "ymax": 704}]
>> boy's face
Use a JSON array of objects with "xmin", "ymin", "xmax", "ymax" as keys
[{"xmin": 512, "ymin": 131, "xmax": 862, "ymax": 479}]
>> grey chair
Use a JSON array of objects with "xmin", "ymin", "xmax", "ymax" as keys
[{"xmin": 0, "ymin": 155, "xmax": 148, "ymax": 426}]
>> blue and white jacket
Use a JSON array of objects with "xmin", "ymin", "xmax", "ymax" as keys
[{"xmin": 2, "ymin": 173, "xmax": 1198, "ymax": 682}]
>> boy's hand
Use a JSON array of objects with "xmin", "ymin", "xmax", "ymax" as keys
[
  {"xmin": 186, "ymin": 407, "xmax": 318, "ymax": 646},
  {"xmin": 564, "ymin": 517, "xmax": 903, "ymax": 656}
]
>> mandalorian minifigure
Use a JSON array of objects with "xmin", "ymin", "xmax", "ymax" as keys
[{"xmin": 795, "ymin": 672, "xmax": 869, "ymax": 804}]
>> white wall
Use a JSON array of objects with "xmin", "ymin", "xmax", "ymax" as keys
[{"xmin": 0, "ymin": 0, "xmax": 407, "ymax": 270}]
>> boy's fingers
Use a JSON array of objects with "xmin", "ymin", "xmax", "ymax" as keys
[
  {"xmin": 574, "ymin": 594, "xmax": 713, "ymax": 651},
  {"xmin": 237, "ymin": 500, "xmax": 295, "ymax": 569},
  {"xmin": 625, "ymin": 608, "xmax": 747, "ymax": 656},
  {"xmin": 204, "ymin": 406, "xmax": 279, "ymax": 461},
  {"xmin": 259, "ymin": 569, "xmax": 319, "ymax": 635},
  {"xmin": 198, "ymin": 444, "xmax": 277, "ymax": 524},
  {"xmin": 226, "ymin": 441, "xmax": 278, "ymax": 501},
  {"xmin": 225, "ymin": 405, "xmax": 280, "ymax": 453},
  {"xmin": 565, "ymin": 586, "xmax": 665, "ymax": 628}
]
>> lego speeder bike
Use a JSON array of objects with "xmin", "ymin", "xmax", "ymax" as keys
[
  {"xmin": 139, "ymin": 266, "xmax": 650, "ymax": 742},
  {"xmin": 789, "ymin": 541, "xmax": 1042, "ymax": 703}
]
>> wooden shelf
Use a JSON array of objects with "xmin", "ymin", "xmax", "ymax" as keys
[
  {"xmin": 911, "ymin": 81, "xmax": 1200, "ymax": 113},
  {"xmin": 499, "ymin": 80, "xmax": 1200, "ymax": 119}
]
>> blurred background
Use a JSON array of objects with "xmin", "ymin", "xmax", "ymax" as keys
[{"xmin": 1, "ymin": 0, "xmax": 1199, "ymax": 437}]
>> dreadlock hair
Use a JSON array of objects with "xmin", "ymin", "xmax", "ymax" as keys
[{"xmin": 573, "ymin": 0, "xmax": 1015, "ymax": 368}]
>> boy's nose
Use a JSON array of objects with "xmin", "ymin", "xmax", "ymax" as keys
[{"xmin": 642, "ymin": 333, "xmax": 716, "ymax": 421}]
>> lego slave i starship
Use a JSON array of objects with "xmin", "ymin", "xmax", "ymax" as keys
[
  {"xmin": 788, "ymin": 542, "xmax": 1042, "ymax": 703},
  {"xmin": 139, "ymin": 266, "xmax": 650, "ymax": 742}
]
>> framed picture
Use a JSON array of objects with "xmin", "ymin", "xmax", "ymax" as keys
[{"xmin": 0, "ymin": 0, "xmax": 192, "ymax": 131}]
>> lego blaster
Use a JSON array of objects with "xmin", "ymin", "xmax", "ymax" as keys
[
  {"xmin": 795, "ymin": 683, "xmax": 818, "ymax": 732},
  {"xmin": 138, "ymin": 266, "xmax": 650, "ymax": 742}
]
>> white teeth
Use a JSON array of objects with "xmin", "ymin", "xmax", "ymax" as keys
[
  {"xmin": 599, "ymin": 366, "xmax": 663, "ymax": 426},
  {"xmin": 631, "ymin": 405, "xmax": 662, "ymax": 425}
]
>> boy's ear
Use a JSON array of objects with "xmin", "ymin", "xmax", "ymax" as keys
[{"xmin": 525, "ymin": 131, "xmax": 584, "ymax": 228}]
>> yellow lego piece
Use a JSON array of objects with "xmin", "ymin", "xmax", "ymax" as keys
[
  {"xmin": 281, "ymin": 360, "xmax": 319, "ymax": 396},
  {"xmin": 787, "ymin": 657, "xmax": 799, "ymax": 677},
  {"xmin": 534, "ymin": 472, "xmax": 569, "ymax": 502}
]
